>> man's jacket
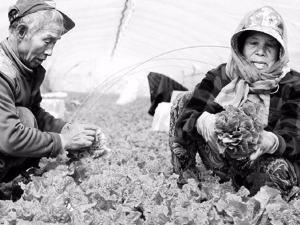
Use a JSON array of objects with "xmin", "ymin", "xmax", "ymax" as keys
[{"xmin": 0, "ymin": 39, "xmax": 66, "ymax": 179}]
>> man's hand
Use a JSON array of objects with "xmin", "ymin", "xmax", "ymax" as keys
[
  {"xmin": 250, "ymin": 130, "xmax": 279, "ymax": 161},
  {"xmin": 60, "ymin": 123, "xmax": 99, "ymax": 151}
]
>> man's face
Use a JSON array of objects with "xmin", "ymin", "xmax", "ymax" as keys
[
  {"xmin": 242, "ymin": 31, "xmax": 280, "ymax": 73},
  {"xmin": 18, "ymin": 28, "xmax": 61, "ymax": 69}
]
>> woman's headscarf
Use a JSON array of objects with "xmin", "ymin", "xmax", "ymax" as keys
[{"xmin": 214, "ymin": 6, "xmax": 290, "ymax": 125}]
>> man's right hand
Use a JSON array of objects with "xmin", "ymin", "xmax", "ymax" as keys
[{"xmin": 60, "ymin": 123, "xmax": 98, "ymax": 151}]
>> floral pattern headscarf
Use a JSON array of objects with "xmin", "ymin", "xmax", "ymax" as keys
[{"xmin": 214, "ymin": 6, "xmax": 290, "ymax": 125}]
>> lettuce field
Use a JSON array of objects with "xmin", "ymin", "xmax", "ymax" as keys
[{"xmin": 1, "ymin": 93, "xmax": 300, "ymax": 224}]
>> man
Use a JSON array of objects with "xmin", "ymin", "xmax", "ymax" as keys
[{"xmin": 0, "ymin": 0, "xmax": 98, "ymax": 184}]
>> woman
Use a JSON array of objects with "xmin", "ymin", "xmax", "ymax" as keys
[{"xmin": 169, "ymin": 6, "xmax": 300, "ymax": 199}]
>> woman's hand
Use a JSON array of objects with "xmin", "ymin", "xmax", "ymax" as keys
[
  {"xmin": 250, "ymin": 130, "xmax": 279, "ymax": 160},
  {"xmin": 196, "ymin": 112, "xmax": 215, "ymax": 141},
  {"xmin": 196, "ymin": 111, "xmax": 220, "ymax": 153}
]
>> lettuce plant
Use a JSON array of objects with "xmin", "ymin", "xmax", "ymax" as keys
[{"xmin": 215, "ymin": 101, "xmax": 265, "ymax": 160}]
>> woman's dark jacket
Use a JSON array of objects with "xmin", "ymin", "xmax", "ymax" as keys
[{"xmin": 176, "ymin": 63, "xmax": 300, "ymax": 185}]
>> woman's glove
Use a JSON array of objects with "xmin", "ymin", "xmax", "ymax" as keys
[
  {"xmin": 196, "ymin": 111, "xmax": 219, "ymax": 152},
  {"xmin": 250, "ymin": 130, "xmax": 279, "ymax": 160},
  {"xmin": 196, "ymin": 111, "xmax": 216, "ymax": 141}
]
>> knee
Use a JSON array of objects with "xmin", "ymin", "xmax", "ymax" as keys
[
  {"xmin": 169, "ymin": 91, "xmax": 193, "ymax": 126},
  {"xmin": 16, "ymin": 107, "xmax": 37, "ymax": 128},
  {"xmin": 172, "ymin": 91, "xmax": 193, "ymax": 107}
]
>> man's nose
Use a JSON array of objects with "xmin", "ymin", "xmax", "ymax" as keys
[{"xmin": 44, "ymin": 45, "xmax": 54, "ymax": 56}]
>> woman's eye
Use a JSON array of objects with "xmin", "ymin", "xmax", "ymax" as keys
[
  {"xmin": 245, "ymin": 40, "xmax": 258, "ymax": 46},
  {"xmin": 267, "ymin": 43, "xmax": 277, "ymax": 48}
]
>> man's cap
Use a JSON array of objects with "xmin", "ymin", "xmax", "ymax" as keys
[{"xmin": 8, "ymin": 0, "xmax": 75, "ymax": 34}]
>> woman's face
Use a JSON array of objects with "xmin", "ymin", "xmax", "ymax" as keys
[{"xmin": 242, "ymin": 31, "xmax": 280, "ymax": 72}]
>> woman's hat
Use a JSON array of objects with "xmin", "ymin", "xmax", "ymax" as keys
[
  {"xmin": 233, "ymin": 6, "xmax": 285, "ymax": 49},
  {"xmin": 8, "ymin": 0, "xmax": 75, "ymax": 34}
]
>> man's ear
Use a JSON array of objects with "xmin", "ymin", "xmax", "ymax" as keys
[{"xmin": 16, "ymin": 24, "xmax": 29, "ymax": 40}]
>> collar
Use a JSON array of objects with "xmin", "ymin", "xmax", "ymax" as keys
[{"xmin": 0, "ymin": 38, "xmax": 45, "ymax": 80}]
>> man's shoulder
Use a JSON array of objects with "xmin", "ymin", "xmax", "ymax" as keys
[{"xmin": 0, "ymin": 48, "xmax": 18, "ymax": 83}]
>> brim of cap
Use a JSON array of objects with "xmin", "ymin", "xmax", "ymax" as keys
[
  {"xmin": 58, "ymin": 10, "xmax": 75, "ymax": 34},
  {"xmin": 233, "ymin": 26, "xmax": 284, "ymax": 49}
]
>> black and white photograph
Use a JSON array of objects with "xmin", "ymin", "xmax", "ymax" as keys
[{"xmin": 0, "ymin": 0, "xmax": 299, "ymax": 224}]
